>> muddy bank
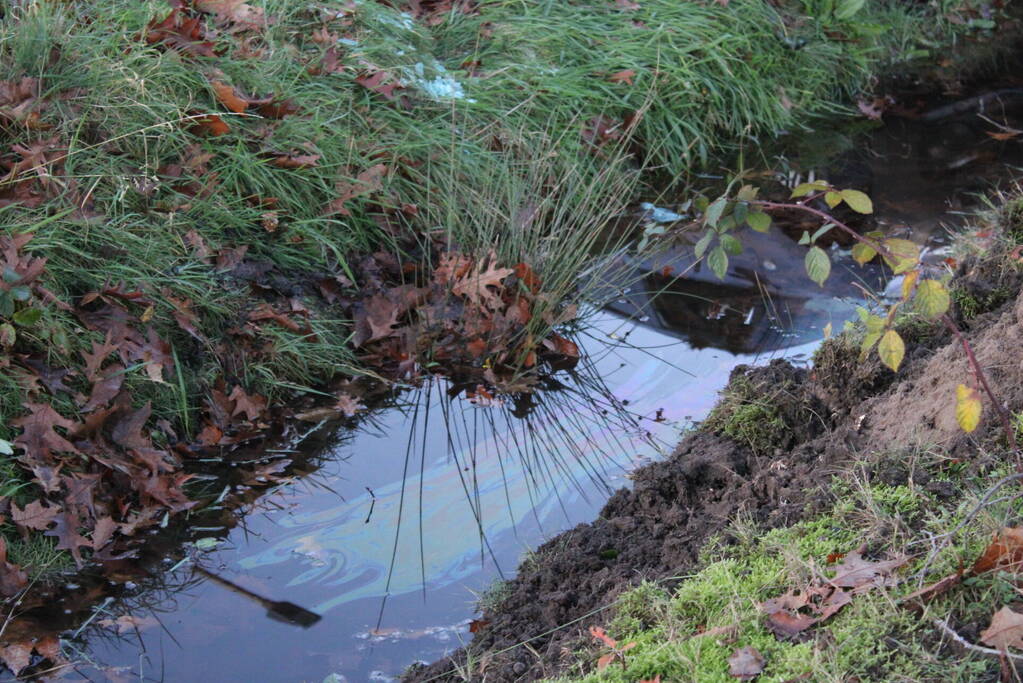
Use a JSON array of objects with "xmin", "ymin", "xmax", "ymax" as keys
[{"xmin": 407, "ymin": 247, "xmax": 1023, "ymax": 681}]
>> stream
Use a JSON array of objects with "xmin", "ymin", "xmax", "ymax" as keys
[{"xmin": 12, "ymin": 92, "xmax": 1023, "ymax": 682}]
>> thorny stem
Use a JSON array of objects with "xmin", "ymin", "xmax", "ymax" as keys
[
  {"xmin": 941, "ymin": 313, "xmax": 1019, "ymax": 453},
  {"xmin": 751, "ymin": 196, "xmax": 1020, "ymax": 453}
]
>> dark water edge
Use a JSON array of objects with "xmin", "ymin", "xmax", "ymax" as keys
[{"xmin": 5, "ymin": 83, "xmax": 1023, "ymax": 681}]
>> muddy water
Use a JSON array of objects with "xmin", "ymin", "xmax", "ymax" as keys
[{"xmin": 33, "ymin": 101, "xmax": 1023, "ymax": 682}]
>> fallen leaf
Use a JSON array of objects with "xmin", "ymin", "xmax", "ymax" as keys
[
  {"xmin": 325, "ymin": 164, "xmax": 388, "ymax": 216},
  {"xmin": 12, "ymin": 402, "xmax": 80, "ymax": 459},
  {"xmin": 0, "ymin": 641, "xmax": 31, "ymax": 676},
  {"xmin": 228, "ymin": 385, "xmax": 267, "ymax": 422},
  {"xmin": 972, "ymin": 527, "xmax": 1023, "ymax": 574},
  {"xmin": 97, "ymin": 614, "xmax": 160, "ymax": 635},
  {"xmin": 211, "ymin": 80, "xmax": 249, "ymax": 113},
  {"xmin": 11, "ymin": 500, "xmax": 59, "ymax": 532},
  {"xmin": 0, "ymin": 537, "xmax": 28, "ymax": 598},
  {"xmin": 829, "ymin": 546, "xmax": 908, "ymax": 589},
  {"xmin": 144, "ymin": 10, "xmax": 218, "ymax": 58},
  {"xmin": 195, "ymin": 0, "xmax": 267, "ymax": 30},
  {"xmin": 981, "ymin": 607, "xmax": 1023, "ymax": 651},
  {"xmin": 728, "ymin": 646, "xmax": 766, "ymax": 680},
  {"xmin": 271, "ymin": 152, "xmax": 320, "ymax": 169},
  {"xmin": 191, "ymin": 113, "xmax": 230, "ymax": 136},
  {"xmin": 607, "ymin": 69, "xmax": 636, "ymax": 85}
]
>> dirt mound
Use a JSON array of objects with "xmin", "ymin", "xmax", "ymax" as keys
[{"xmin": 406, "ymin": 289, "xmax": 1023, "ymax": 682}]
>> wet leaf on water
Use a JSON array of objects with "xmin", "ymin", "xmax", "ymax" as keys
[
  {"xmin": 728, "ymin": 646, "xmax": 765, "ymax": 680},
  {"xmin": 97, "ymin": 614, "xmax": 160, "ymax": 635},
  {"xmin": 955, "ymin": 383, "xmax": 982, "ymax": 433},
  {"xmin": 981, "ymin": 607, "xmax": 1023, "ymax": 651}
]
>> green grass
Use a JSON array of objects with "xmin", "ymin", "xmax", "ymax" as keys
[
  {"xmin": 0, "ymin": 0, "xmax": 988, "ymax": 576},
  {"xmin": 551, "ymin": 448, "xmax": 1021, "ymax": 682}
]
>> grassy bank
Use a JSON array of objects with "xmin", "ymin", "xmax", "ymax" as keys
[
  {"xmin": 0, "ymin": 0, "xmax": 998, "ymax": 596},
  {"xmin": 546, "ymin": 197, "xmax": 1023, "ymax": 682}
]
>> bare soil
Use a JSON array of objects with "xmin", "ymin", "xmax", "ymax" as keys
[{"xmin": 407, "ymin": 276, "xmax": 1023, "ymax": 682}]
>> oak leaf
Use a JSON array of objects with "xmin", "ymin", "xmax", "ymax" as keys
[
  {"xmin": 981, "ymin": 607, "xmax": 1023, "ymax": 651},
  {"xmin": 728, "ymin": 646, "xmax": 765, "ymax": 680},
  {"xmin": 11, "ymin": 500, "xmax": 59, "ymax": 532},
  {"xmin": 12, "ymin": 402, "xmax": 80, "ymax": 459}
]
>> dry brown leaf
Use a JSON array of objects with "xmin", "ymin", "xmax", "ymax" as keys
[
  {"xmin": 980, "ymin": 607, "xmax": 1023, "ymax": 652},
  {"xmin": 972, "ymin": 527, "xmax": 1023, "ymax": 574},
  {"xmin": 728, "ymin": 646, "xmax": 765, "ymax": 680},
  {"xmin": 829, "ymin": 547, "xmax": 907, "ymax": 589}
]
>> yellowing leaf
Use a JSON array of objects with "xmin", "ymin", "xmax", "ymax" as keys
[
  {"xmin": 825, "ymin": 191, "xmax": 842, "ymax": 208},
  {"xmin": 877, "ymin": 329, "xmax": 904, "ymax": 371},
  {"xmin": 851, "ymin": 242, "xmax": 877, "ymax": 265},
  {"xmin": 839, "ymin": 189, "xmax": 873, "ymax": 214},
  {"xmin": 882, "ymin": 238, "xmax": 920, "ymax": 275},
  {"xmin": 790, "ymin": 180, "xmax": 828, "ymax": 198},
  {"xmin": 823, "ymin": 321, "xmax": 832, "ymax": 339},
  {"xmin": 900, "ymin": 270, "xmax": 919, "ymax": 301},
  {"xmin": 915, "ymin": 279, "xmax": 951, "ymax": 318},
  {"xmin": 859, "ymin": 331, "xmax": 881, "ymax": 360},
  {"xmin": 955, "ymin": 383, "xmax": 982, "ymax": 433}
]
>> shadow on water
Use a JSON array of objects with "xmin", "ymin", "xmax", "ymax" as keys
[{"xmin": 5, "ymin": 87, "xmax": 1023, "ymax": 682}]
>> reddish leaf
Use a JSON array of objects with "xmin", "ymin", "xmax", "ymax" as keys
[
  {"xmin": 272, "ymin": 152, "xmax": 320, "ymax": 169},
  {"xmin": 12, "ymin": 402, "xmax": 80, "ymax": 459},
  {"xmin": 596, "ymin": 653, "xmax": 615, "ymax": 671},
  {"xmin": 972, "ymin": 527, "xmax": 1023, "ymax": 574},
  {"xmin": 191, "ymin": 113, "xmax": 230, "ymax": 136},
  {"xmin": 11, "ymin": 500, "xmax": 59, "ymax": 532},
  {"xmin": 469, "ymin": 618, "xmax": 490, "ymax": 633},
  {"xmin": 981, "ymin": 607, "xmax": 1023, "ymax": 651},
  {"xmin": 82, "ymin": 363, "xmax": 125, "ymax": 412},
  {"xmin": 228, "ymin": 385, "xmax": 267, "ymax": 422},
  {"xmin": 91, "ymin": 516, "xmax": 118, "ymax": 550},
  {"xmin": 0, "ymin": 537, "xmax": 28, "ymax": 598},
  {"xmin": 145, "ymin": 10, "xmax": 218, "ymax": 58},
  {"xmin": 45, "ymin": 512, "xmax": 91, "ymax": 567},
  {"xmin": 325, "ymin": 164, "xmax": 388, "ymax": 216},
  {"xmin": 589, "ymin": 625, "xmax": 618, "ymax": 649},
  {"xmin": 355, "ymin": 71, "xmax": 404, "ymax": 101},
  {"xmin": 0, "ymin": 641, "xmax": 31, "ymax": 676},
  {"xmin": 607, "ymin": 69, "xmax": 636, "ymax": 85},
  {"xmin": 111, "ymin": 401, "xmax": 153, "ymax": 450},
  {"xmin": 211, "ymin": 80, "xmax": 250, "ymax": 113},
  {"xmin": 195, "ymin": 0, "xmax": 267, "ymax": 30}
]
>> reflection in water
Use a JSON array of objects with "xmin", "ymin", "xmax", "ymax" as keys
[
  {"xmin": 64, "ymin": 310, "xmax": 803, "ymax": 683},
  {"xmin": 194, "ymin": 566, "xmax": 321, "ymax": 628},
  {"xmin": 26, "ymin": 96, "xmax": 1023, "ymax": 682}
]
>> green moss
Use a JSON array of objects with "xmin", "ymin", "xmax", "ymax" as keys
[
  {"xmin": 552, "ymin": 453, "xmax": 1022, "ymax": 682},
  {"xmin": 702, "ymin": 377, "xmax": 788, "ymax": 455}
]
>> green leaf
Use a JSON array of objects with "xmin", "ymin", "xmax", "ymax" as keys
[
  {"xmin": 915, "ymin": 279, "xmax": 950, "ymax": 318},
  {"xmin": 708, "ymin": 246, "xmax": 728, "ymax": 280},
  {"xmin": 9, "ymin": 285, "xmax": 30, "ymax": 302},
  {"xmin": 717, "ymin": 214, "xmax": 737, "ymax": 232},
  {"xmin": 12, "ymin": 308, "xmax": 42, "ymax": 326},
  {"xmin": 732, "ymin": 202, "xmax": 748, "ymax": 226},
  {"xmin": 790, "ymin": 181, "xmax": 828, "ymax": 198},
  {"xmin": 704, "ymin": 198, "xmax": 727, "ymax": 228},
  {"xmin": 839, "ymin": 189, "xmax": 873, "ymax": 214},
  {"xmin": 835, "ymin": 0, "xmax": 866, "ymax": 20},
  {"xmin": 2, "ymin": 267, "xmax": 20, "ymax": 284},
  {"xmin": 694, "ymin": 195, "xmax": 710, "ymax": 213},
  {"xmin": 882, "ymin": 238, "xmax": 920, "ymax": 274},
  {"xmin": 805, "ymin": 246, "xmax": 831, "ymax": 286},
  {"xmin": 955, "ymin": 384, "xmax": 982, "ymax": 433},
  {"xmin": 811, "ymin": 222, "xmax": 835, "ymax": 243},
  {"xmin": 0, "ymin": 439, "xmax": 12, "ymax": 456},
  {"xmin": 859, "ymin": 331, "xmax": 881, "ymax": 360},
  {"xmin": 877, "ymin": 329, "xmax": 905, "ymax": 371},
  {"xmin": 863, "ymin": 313, "xmax": 885, "ymax": 333},
  {"xmin": 0, "ymin": 292, "xmax": 12, "ymax": 318},
  {"xmin": 798, "ymin": 231, "xmax": 811, "ymax": 245},
  {"xmin": 736, "ymin": 185, "xmax": 758, "ymax": 202},
  {"xmin": 694, "ymin": 231, "xmax": 714, "ymax": 259},
  {"xmin": 851, "ymin": 242, "xmax": 877, "ymax": 265},
  {"xmin": 747, "ymin": 210, "xmax": 771, "ymax": 232},
  {"xmin": 825, "ymin": 191, "xmax": 843, "ymax": 209},
  {"xmin": 720, "ymin": 234, "xmax": 743, "ymax": 255}
]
